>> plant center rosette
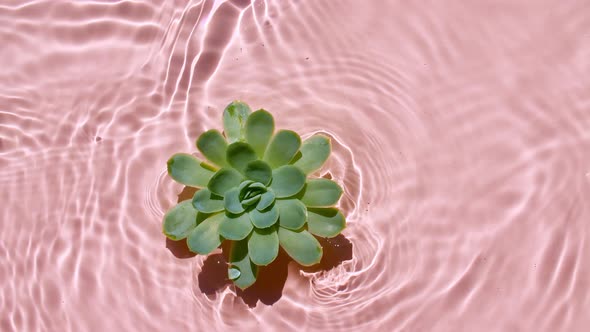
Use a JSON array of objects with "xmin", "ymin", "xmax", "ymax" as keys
[{"xmin": 163, "ymin": 101, "xmax": 346, "ymax": 289}]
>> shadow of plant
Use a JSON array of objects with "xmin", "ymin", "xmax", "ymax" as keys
[{"xmin": 165, "ymin": 186, "xmax": 353, "ymax": 307}]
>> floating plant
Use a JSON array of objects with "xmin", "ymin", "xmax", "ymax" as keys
[{"xmin": 163, "ymin": 101, "xmax": 346, "ymax": 289}]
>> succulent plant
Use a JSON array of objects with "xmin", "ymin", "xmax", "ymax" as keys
[{"xmin": 163, "ymin": 101, "xmax": 346, "ymax": 289}]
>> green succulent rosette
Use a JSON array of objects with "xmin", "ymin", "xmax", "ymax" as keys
[{"xmin": 163, "ymin": 101, "xmax": 346, "ymax": 289}]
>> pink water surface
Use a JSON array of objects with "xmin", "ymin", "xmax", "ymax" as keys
[{"xmin": 1, "ymin": 0, "xmax": 590, "ymax": 331}]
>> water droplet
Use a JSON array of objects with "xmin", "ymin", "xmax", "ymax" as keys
[{"xmin": 228, "ymin": 267, "xmax": 241, "ymax": 280}]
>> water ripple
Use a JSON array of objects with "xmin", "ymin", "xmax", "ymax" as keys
[{"xmin": 1, "ymin": 0, "xmax": 590, "ymax": 331}]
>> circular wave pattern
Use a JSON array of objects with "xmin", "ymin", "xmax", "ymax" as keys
[{"xmin": 1, "ymin": 0, "xmax": 589, "ymax": 331}]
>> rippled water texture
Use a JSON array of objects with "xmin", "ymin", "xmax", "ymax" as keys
[{"xmin": 1, "ymin": 0, "xmax": 590, "ymax": 331}]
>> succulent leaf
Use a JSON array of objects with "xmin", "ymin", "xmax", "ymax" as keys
[
  {"xmin": 249, "ymin": 204, "xmax": 279, "ymax": 228},
  {"xmin": 248, "ymin": 227, "xmax": 279, "ymax": 266},
  {"xmin": 226, "ymin": 142, "xmax": 258, "ymax": 174},
  {"xmin": 307, "ymin": 208, "xmax": 346, "ymax": 238},
  {"xmin": 292, "ymin": 134, "xmax": 331, "ymax": 174},
  {"xmin": 246, "ymin": 109, "xmax": 275, "ymax": 158},
  {"xmin": 196, "ymin": 129, "xmax": 228, "ymax": 167},
  {"xmin": 229, "ymin": 239, "xmax": 258, "ymax": 289},
  {"xmin": 278, "ymin": 228, "xmax": 323, "ymax": 266},
  {"xmin": 192, "ymin": 188, "xmax": 225, "ymax": 213},
  {"xmin": 223, "ymin": 101, "xmax": 251, "ymax": 143},
  {"xmin": 167, "ymin": 153, "xmax": 215, "ymax": 187},
  {"xmin": 242, "ymin": 194, "xmax": 262, "ymax": 206},
  {"xmin": 187, "ymin": 213, "xmax": 224, "ymax": 254},
  {"xmin": 238, "ymin": 180, "xmax": 254, "ymax": 193},
  {"xmin": 300, "ymin": 178, "xmax": 343, "ymax": 207},
  {"xmin": 207, "ymin": 168, "xmax": 243, "ymax": 196},
  {"xmin": 270, "ymin": 165, "xmax": 306, "ymax": 198},
  {"xmin": 256, "ymin": 191, "xmax": 275, "ymax": 211},
  {"xmin": 224, "ymin": 188, "xmax": 244, "ymax": 214},
  {"xmin": 248, "ymin": 182, "xmax": 266, "ymax": 191},
  {"xmin": 162, "ymin": 200, "xmax": 198, "ymax": 240},
  {"xmin": 276, "ymin": 199, "xmax": 307, "ymax": 230},
  {"xmin": 219, "ymin": 212, "xmax": 253, "ymax": 240},
  {"xmin": 244, "ymin": 160, "xmax": 272, "ymax": 185},
  {"xmin": 264, "ymin": 130, "xmax": 302, "ymax": 168}
]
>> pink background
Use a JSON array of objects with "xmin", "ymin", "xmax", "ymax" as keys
[{"xmin": 1, "ymin": 0, "xmax": 589, "ymax": 331}]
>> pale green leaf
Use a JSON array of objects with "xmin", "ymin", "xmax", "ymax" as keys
[
  {"xmin": 307, "ymin": 208, "xmax": 346, "ymax": 238},
  {"xmin": 242, "ymin": 193, "xmax": 261, "ymax": 206},
  {"xmin": 263, "ymin": 130, "xmax": 301, "ymax": 168},
  {"xmin": 256, "ymin": 191, "xmax": 275, "ymax": 211},
  {"xmin": 248, "ymin": 227, "xmax": 279, "ymax": 266},
  {"xmin": 300, "ymin": 179, "xmax": 343, "ymax": 207},
  {"xmin": 162, "ymin": 200, "xmax": 198, "ymax": 240},
  {"xmin": 227, "ymin": 142, "xmax": 257, "ymax": 174},
  {"xmin": 244, "ymin": 160, "xmax": 272, "ymax": 185},
  {"xmin": 238, "ymin": 180, "xmax": 254, "ymax": 194},
  {"xmin": 276, "ymin": 199, "xmax": 307, "ymax": 230},
  {"xmin": 291, "ymin": 134, "xmax": 331, "ymax": 174},
  {"xmin": 167, "ymin": 153, "xmax": 215, "ymax": 187},
  {"xmin": 187, "ymin": 213, "xmax": 224, "ymax": 254},
  {"xmin": 207, "ymin": 168, "xmax": 243, "ymax": 196},
  {"xmin": 219, "ymin": 212, "xmax": 253, "ymax": 240},
  {"xmin": 249, "ymin": 205, "xmax": 279, "ymax": 228},
  {"xmin": 246, "ymin": 109, "xmax": 274, "ymax": 158},
  {"xmin": 278, "ymin": 228, "xmax": 322, "ymax": 266},
  {"xmin": 270, "ymin": 165, "xmax": 306, "ymax": 198},
  {"xmin": 192, "ymin": 188, "xmax": 225, "ymax": 213},
  {"xmin": 224, "ymin": 187, "xmax": 244, "ymax": 214},
  {"xmin": 196, "ymin": 129, "xmax": 228, "ymax": 167}
]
